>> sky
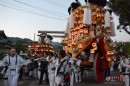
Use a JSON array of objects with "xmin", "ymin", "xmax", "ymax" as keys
[{"xmin": 0, "ymin": 0, "xmax": 130, "ymax": 42}]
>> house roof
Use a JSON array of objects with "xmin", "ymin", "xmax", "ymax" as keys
[
  {"xmin": 0, "ymin": 30, "xmax": 13, "ymax": 45},
  {"xmin": 0, "ymin": 30, "xmax": 8, "ymax": 39},
  {"xmin": 0, "ymin": 30, "xmax": 8, "ymax": 43}
]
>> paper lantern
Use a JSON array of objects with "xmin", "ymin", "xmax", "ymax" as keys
[
  {"xmin": 84, "ymin": 29, "xmax": 88, "ymax": 34},
  {"xmin": 71, "ymin": 32, "xmax": 74, "ymax": 36},
  {"xmin": 68, "ymin": 44, "xmax": 72, "ymax": 47},
  {"xmin": 80, "ymin": 29, "xmax": 84, "ymax": 33},
  {"xmin": 92, "ymin": 12, "xmax": 96, "ymax": 16},
  {"xmin": 92, "ymin": 20, "xmax": 97, "ymax": 25},
  {"xmin": 78, "ymin": 44, "xmax": 82, "ymax": 49},
  {"xmin": 106, "ymin": 57, "xmax": 111, "ymax": 61}
]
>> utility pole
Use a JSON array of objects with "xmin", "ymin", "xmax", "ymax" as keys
[{"xmin": 34, "ymin": 33, "xmax": 35, "ymax": 41}]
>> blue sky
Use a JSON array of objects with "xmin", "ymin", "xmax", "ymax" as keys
[{"xmin": 0, "ymin": 0, "xmax": 130, "ymax": 42}]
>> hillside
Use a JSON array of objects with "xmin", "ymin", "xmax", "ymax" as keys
[
  {"xmin": 8, "ymin": 37, "xmax": 32, "ymax": 44},
  {"xmin": 8, "ymin": 37, "xmax": 62, "ymax": 51}
]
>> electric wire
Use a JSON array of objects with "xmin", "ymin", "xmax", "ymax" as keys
[
  {"xmin": 0, "ymin": 0, "xmax": 67, "ymax": 18},
  {"xmin": 12, "ymin": 0, "xmax": 67, "ymax": 17},
  {"xmin": 0, "ymin": 3, "xmax": 66, "ymax": 21}
]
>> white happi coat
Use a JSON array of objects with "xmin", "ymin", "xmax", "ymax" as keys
[
  {"xmin": 69, "ymin": 58, "xmax": 81, "ymax": 83},
  {"xmin": 119, "ymin": 58, "xmax": 130, "ymax": 86},
  {"xmin": 47, "ymin": 56, "xmax": 56, "ymax": 86},
  {"xmin": 55, "ymin": 57, "xmax": 68, "ymax": 86},
  {"xmin": 0, "ymin": 55, "xmax": 30, "ymax": 86}
]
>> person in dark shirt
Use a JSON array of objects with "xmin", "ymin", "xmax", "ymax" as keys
[{"xmin": 38, "ymin": 59, "xmax": 49, "ymax": 85}]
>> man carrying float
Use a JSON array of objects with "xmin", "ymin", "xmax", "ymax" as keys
[{"xmin": 119, "ymin": 54, "xmax": 130, "ymax": 86}]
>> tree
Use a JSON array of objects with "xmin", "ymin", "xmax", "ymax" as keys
[
  {"xmin": 122, "ymin": 42, "xmax": 130, "ymax": 55},
  {"xmin": 15, "ymin": 39, "xmax": 29, "ymax": 54},
  {"xmin": 115, "ymin": 41, "xmax": 130, "ymax": 55},
  {"xmin": 109, "ymin": 0, "xmax": 130, "ymax": 35}
]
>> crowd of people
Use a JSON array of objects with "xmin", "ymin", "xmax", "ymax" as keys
[
  {"xmin": 0, "ymin": 48, "xmax": 130, "ymax": 86},
  {"xmin": 27, "ymin": 50, "xmax": 82, "ymax": 86},
  {"xmin": 0, "ymin": 48, "xmax": 83, "ymax": 86}
]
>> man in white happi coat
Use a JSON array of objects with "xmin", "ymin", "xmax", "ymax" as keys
[
  {"xmin": 46, "ymin": 53, "xmax": 56, "ymax": 86},
  {"xmin": 0, "ymin": 48, "xmax": 30, "ymax": 86},
  {"xmin": 69, "ymin": 57, "xmax": 75, "ymax": 86},
  {"xmin": 75, "ymin": 57, "xmax": 81, "ymax": 83},
  {"xmin": 55, "ymin": 50, "xmax": 69, "ymax": 86},
  {"xmin": 69, "ymin": 57, "xmax": 81, "ymax": 84},
  {"xmin": 119, "ymin": 55, "xmax": 130, "ymax": 86}
]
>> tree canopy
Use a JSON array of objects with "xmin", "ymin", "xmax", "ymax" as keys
[
  {"xmin": 115, "ymin": 41, "xmax": 130, "ymax": 55},
  {"xmin": 109, "ymin": 0, "xmax": 130, "ymax": 35}
]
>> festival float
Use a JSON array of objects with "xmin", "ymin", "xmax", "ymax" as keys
[
  {"xmin": 28, "ymin": 34, "xmax": 54, "ymax": 56},
  {"xmin": 61, "ymin": 0, "xmax": 116, "ymax": 83}
]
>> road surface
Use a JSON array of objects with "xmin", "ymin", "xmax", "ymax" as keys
[{"xmin": 0, "ymin": 71, "xmax": 124, "ymax": 86}]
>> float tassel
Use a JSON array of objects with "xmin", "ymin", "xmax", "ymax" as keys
[
  {"xmin": 65, "ymin": 20, "xmax": 70, "ymax": 35},
  {"xmin": 83, "ymin": 1, "xmax": 91, "ymax": 25},
  {"xmin": 69, "ymin": 9, "xmax": 74, "ymax": 29},
  {"xmin": 110, "ymin": 21, "xmax": 116, "ymax": 36},
  {"xmin": 104, "ymin": 10, "xmax": 110, "ymax": 28}
]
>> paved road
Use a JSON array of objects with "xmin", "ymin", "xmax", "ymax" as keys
[{"xmin": 0, "ymin": 72, "xmax": 124, "ymax": 86}]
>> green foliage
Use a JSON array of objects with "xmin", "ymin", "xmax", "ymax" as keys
[
  {"xmin": 115, "ymin": 42, "xmax": 130, "ymax": 55},
  {"xmin": 122, "ymin": 42, "xmax": 130, "ymax": 55},
  {"xmin": 8, "ymin": 37, "xmax": 32, "ymax": 44},
  {"xmin": 52, "ymin": 42, "xmax": 63, "ymax": 51},
  {"xmin": 109, "ymin": 0, "xmax": 130, "ymax": 35},
  {"xmin": 15, "ymin": 39, "xmax": 30, "ymax": 54},
  {"xmin": 8, "ymin": 37, "xmax": 63, "ymax": 53},
  {"xmin": 0, "ymin": 51, "xmax": 6, "ymax": 56}
]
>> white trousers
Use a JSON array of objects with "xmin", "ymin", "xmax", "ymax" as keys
[
  {"xmin": 70, "ymin": 73, "xmax": 74, "ymax": 86},
  {"xmin": 33, "ymin": 68, "xmax": 38, "ymax": 77},
  {"xmin": 122, "ymin": 75, "xmax": 129, "ymax": 86},
  {"xmin": 55, "ymin": 75, "xmax": 64, "ymax": 86},
  {"xmin": 75, "ymin": 71, "xmax": 81, "ymax": 83},
  {"xmin": 49, "ymin": 73, "xmax": 56, "ymax": 86},
  {"xmin": 29, "ymin": 71, "xmax": 33, "ymax": 76},
  {"xmin": 8, "ymin": 74, "xmax": 19, "ymax": 86},
  {"xmin": 38, "ymin": 70, "xmax": 40, "ymax": 79}
]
